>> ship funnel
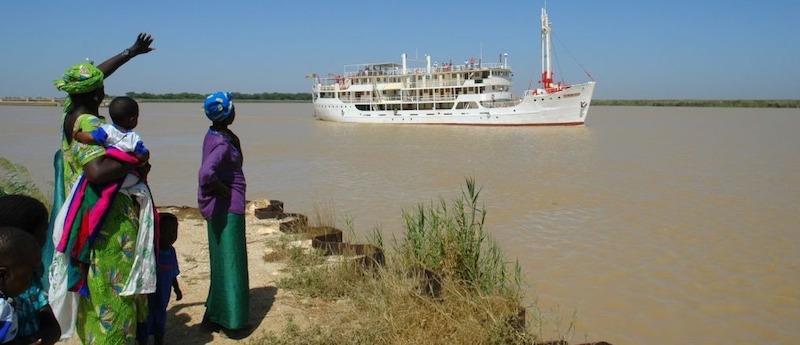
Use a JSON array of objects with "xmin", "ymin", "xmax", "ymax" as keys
[{"xmin": 402, "ymin": 53, "xmax": 407, "ymax": 74}]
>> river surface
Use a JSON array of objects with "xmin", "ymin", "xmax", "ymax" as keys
[{"xmin": 2, "ymin": 103, "xmax": 799, "ymax": 344}]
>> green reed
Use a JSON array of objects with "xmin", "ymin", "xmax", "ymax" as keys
[{"xmin": 401, "ymin": 177, "xmax": 522, "ymax": 297}]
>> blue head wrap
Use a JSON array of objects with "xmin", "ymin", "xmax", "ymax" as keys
[{"xmin": 204, "ymin": 91, "xmax": 234, "ymax": 122}]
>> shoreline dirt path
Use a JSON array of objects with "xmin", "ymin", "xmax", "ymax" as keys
[{"xmin": 57, "ymin": 202, "xmax": 314, "ymax": 345}]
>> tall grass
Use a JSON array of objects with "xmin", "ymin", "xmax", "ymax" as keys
[
  {"xmin": 400, "ymin": 177, "xmax": 522, "ymax": 298},
  {"xmin": 262, "ymin": 178, "xmax": 539, "ymax": 345},
  {"xmin": 0, "ymin": 157, "xmax": 50, "ymax": 208}
]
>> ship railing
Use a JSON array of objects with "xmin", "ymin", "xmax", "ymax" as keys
[
  {"xmin": 341, "ymin": 62, "xmax": 509, "ymax": 78},
  {"xmin": 406, "ymin": 80, "xmax": 465, "ymax": 88},
  {"xmin": 316, "ymin": 76, "xmax": 511, "ymax": 92},
  {"xmin": 344, "ymin": 68, "xmax": 405, "ymax": 77},
  {"xmin": 337, "ymin": 95, "xmax": 461, "ymax": 103}
]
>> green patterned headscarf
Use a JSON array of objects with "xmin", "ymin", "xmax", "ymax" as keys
[{"xmin": 53, "ymin": 63, "xmax": 105, "ymax": 95}]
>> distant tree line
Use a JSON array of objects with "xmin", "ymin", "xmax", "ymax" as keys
[
  {"xmin": 592, "ymin": 99, "xmax": 799, "ymax": 108},
  {"xmin": 124, "ymin": 92, "xmax": 312, "ymax": 102}
]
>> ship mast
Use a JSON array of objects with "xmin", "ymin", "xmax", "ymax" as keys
[{"xmin": 540, "ymin": 7, "xmax": 553, "ymax": 89}]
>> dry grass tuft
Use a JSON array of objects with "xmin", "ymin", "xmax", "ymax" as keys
[{"xmin": 255, "ymin": 178, "xmax": 551, "ymax": 345}]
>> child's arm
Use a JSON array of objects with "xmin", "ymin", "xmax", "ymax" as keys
[
  {"xmin": 73, "ymin": 131, "xmax": 97, "ymax": 145},
  {"xmin": 134, "ymin": 150, "xmax": 150, "ymax": 163},
  {"xmin": 74, "ymin": 125, "xmax": 109, "ymax": 147},
  {"xmin": 173, "ymin": 277, "xmax": 183, "ymax": 301},
  {"xmin": 132, "ymin": 139, "xmax": 149, "ymax": 163}
]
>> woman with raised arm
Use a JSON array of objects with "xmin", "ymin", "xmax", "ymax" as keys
[{"xmin": 49, "ymin": 33, "xmax": 158, "ymax": 344}]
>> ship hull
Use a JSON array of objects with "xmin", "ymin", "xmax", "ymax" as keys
[{"xmin": 313, "ymin": 82, "xmax": 595, "ymax": 126}]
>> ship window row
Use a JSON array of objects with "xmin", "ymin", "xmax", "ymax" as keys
[{"xmin": 347, "ymin": 70, "xmax": 510, "ymax": 86}]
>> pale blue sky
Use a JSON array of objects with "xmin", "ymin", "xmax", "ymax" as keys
[{"xmin": 2, "ymin": 0, "xmax": 798, "ymax": 100}]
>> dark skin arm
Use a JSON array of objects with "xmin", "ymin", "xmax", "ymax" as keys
[
  {"xmin": 26, "ymin": 305, "xmax": 60, "ymax": 345},
  {"xmin": 206, "ymin": 179, "xmax": 231, "ymax": 198},
  {"xmin": 82, "ymin": 156, "xmax": 137, "ymax": 185},
  {"xmin": 73, "ymin": 131, "xmax": 96, "ymax": 145},
  {"xmin": 173, "ymin": 278, "xmax": 183, "ymax": 301},
  {"xmin": 83, "ymin": 157, "xmax": 149, "ymax": 185},
  {"xmin": 96, "ymin": 33, "xmax": 155, "ymax": 78},
  {"xmin": 136, "ymin": 150, "xmax": 150, "ymax": 163}
]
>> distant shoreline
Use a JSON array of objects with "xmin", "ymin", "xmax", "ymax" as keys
[
  {"xmin": 2, "ymin": 97, "xmax": 798, "ymax": 108},
  {"xmin": 591, "ymin": 99, "xmax": 799, "ymax": 108}
]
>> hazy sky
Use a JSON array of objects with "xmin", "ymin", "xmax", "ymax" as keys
[{"xmin": 2, "ymin": 0, "xmax": 798, "ymax": 100}]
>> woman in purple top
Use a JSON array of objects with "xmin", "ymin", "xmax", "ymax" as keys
[{"xmin": 197, "ymin": 92, "xmax": 250, "ymax": 334}]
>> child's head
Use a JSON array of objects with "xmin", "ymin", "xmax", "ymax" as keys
[
  {"xmin": 0, "ymin": 194, "xmax": 49, "ymax": 247},
  {"xmin": 159, "ymin": 213, "xmax": 178, "ymax": 248},
  {"xmin": 0, "ymin": 226, "xmax": 41, "ymax": 297},
  {"xmin": 108, "ymin": 96, "xmax": 140, "ymax": 130}
]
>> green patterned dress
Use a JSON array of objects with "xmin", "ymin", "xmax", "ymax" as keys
[{"xmin": 62, "ymin": 114, "xmax": 147, "ymax": 344}]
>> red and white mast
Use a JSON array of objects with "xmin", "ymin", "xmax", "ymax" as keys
[{"xmin": 540, "ymin": 7, "xmax": 554, "ymax": 90}]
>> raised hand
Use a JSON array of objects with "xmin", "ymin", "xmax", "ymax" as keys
[{"xmin": 129, "ymin": 32, "xmax": 155, "ymax": 56}]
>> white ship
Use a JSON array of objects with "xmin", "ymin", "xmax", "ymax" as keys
[{"xmin": 309, "ymin": 7, "xmax": 595, "ymax": 126}]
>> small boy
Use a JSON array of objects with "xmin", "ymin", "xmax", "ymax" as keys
[
  {"xmin": 0, "ymin": 195, "xmax": 61, "ymax": 345},
  {"xmin": 0, "ymin": 226, "xmax": 42, "ymax": 344},
  {"xmin": 137, "ymin": 213, "xmax": 182, "ymax": 345},
  {"xmin": 74, "ymin": 96, "xmax": 149, "ymax": 187}
]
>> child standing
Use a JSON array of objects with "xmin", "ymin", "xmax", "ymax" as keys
[
  {"xmin": 0, "ymin": 195, "xmax": 61, "ymax": 345},
  {"xmin": 137, "ymin": 213, "xmax": 182, "ymax": 345},
  {"xmin": 74, "ymin": 96, "xmax": 149, "ymax": 187},
  {"xmin": 0, "ymin": 226, "xmax": 41, "ymax": 344}
]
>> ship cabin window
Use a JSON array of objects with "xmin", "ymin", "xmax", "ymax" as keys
[
  {"xmin": 455, "ymin": 102, "xmax": 478, "ymax": 109},
  {"xmin": 436, "ymin": 102, "xmax": 455, "ymax": 110}
]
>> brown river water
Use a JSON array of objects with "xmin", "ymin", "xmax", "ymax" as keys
[{"xmin": 1, "ymin": 103, "xmax": 798, "ymax": 344}]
